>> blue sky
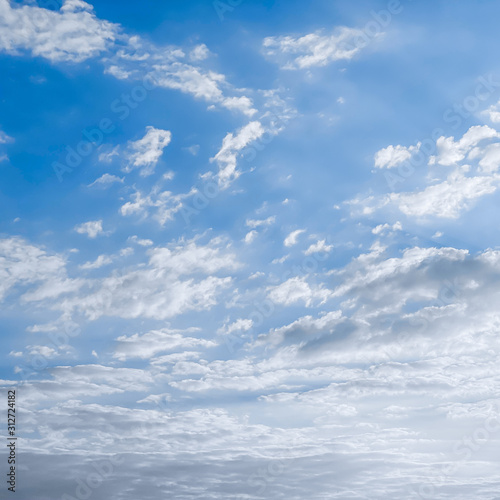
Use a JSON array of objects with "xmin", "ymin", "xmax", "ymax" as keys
[{"xmin": 2, "ymin": 0, "xmax": 500, "ymax": 498}]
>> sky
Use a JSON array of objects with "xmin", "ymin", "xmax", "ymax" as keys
[{"xmin": 1, "ymin": 0, "xmax": 500, "ymax": 498}]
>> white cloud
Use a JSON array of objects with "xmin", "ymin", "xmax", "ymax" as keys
[
  {"xmin": 245, "ymin": 216, "xmax": 275, "ymax": 228},
  {"xmin": 351, "ymin": 124, "xmax": 500, "ymax": 220},
  {"xmin": 114, "ymin": 327, "xmax": 216, "ymax": 361},
  {"xmin": 372, "ymin": 221, "xmax": 402, "ymax": 235},
  {"xmin": 128, "ymin": 235, "xmax": 153, "ymax": 247},
  {"xmin": 268, "ymin": 276, "xmax": 331, "ymax": 306},
  {"xmin": 74, "ymin": 220, "xmax": 105, "ymax": 238},
  {"xmin": 304, "ymin": 239, "xmax": 333, "ymax": 255},
  {"xmin": 120, "ymin": 186, "xmax": 196, "ymax": 226},
  {"xmin": 374, "ymin": 143, "xmax": 421, "ymax": 169},
  {"xmin": 0, "ymin": 130, "xmax": 13, "ymax": 143},
  {"xmin": 88, "ymin": 173, "xmax": 124, "ymax": 187},
  {"xmin": 79, "ymin": 254, "xmax": 113, "ymax": 270},
  {"xmin": 189, "ymin": 43, "xmax": 210, "ymax": 62},
  {"xmin": 61, "ymin": 238, "xmax": 239, "ymax": 321},
  {"xmin": 211, "ymin": 121, "xmax": 265, "ymax": 188},
  {"xmin": 263, "ymin": 26, "xmax": 378, "ymax": 69},
  {"xmin": 483, "ymin": 99, "xmax": 500, "ymax": 123},
  {"xmin": 0, "ymin": 237, "xmax": 69, "ymax": 302},
  {"xmin": 244, "ymin": 230, "xmax": 257, "ymax": 244},
  {"xmin": 124, "ymin": 126, "xmax": 172, "ymax": 176},
  {"xmin": 0, "ymin": 0, "xmax": 118, "ymax": 63},
  {"xmin": 392, "ymin": 172, "xmax": 499, "ymax": 218},
  {"xmin": 221, "ymin": 96, "xmax": 257, "ymax": 117},
  {"xmin": 284, "ymin": 229, "xmax": 305, "ymax": 247},
  {"xmin": 429, "ymin": 125, "xmax": 499, "ymax": 166}
]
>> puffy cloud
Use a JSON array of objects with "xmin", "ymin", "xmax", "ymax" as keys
[
  {"xmin": 351, "ymin": 124, "xmax": 500, "ymax": 220},
  {"xmin": 87, "ymin": 173, "xmax": 124, "ymax": 187},
  {"xmin": 120, "ymin": 185, "xmax": 196, "ymax": 226},
  {"xmin": 268, "ymin": 276, "xmax": 331, "ymax": 307},
  {"xmin": 222, "ymin": 96, "xmax": 258, "ymax": 117},
  {"xmin": 429, "ymin": 125, "xmax": 499, "ymax": 166},
  {"xmin": 392, "ymin": 172, "xmax": 499, "ymax": 218},
  {"xmin": 74, "ymin": 220, "xmax": 105, "ymax": 238},
  {"xmin": 374, "ymin": 143, "xmax": 421, "ymax": 169},
  {"xmin": 0, "ymin": 0, "xmax": 118, "ymax": 63},
  {"xmin": 114, "ymin": 327, "xmax": 216, "ymax": 361},
  {"xmin": 211, "ymin": 121, "xmax": 265, "ymax": 188},
  {"xmin": 0, "ymin": 237, "xmax": 69, "ymax": 302},
  {"xmin": 263, "ymin": 26, "xmax": 377, "ymax": 69},
  {"xmin": 61, "ymin": 238, "xmax": 239, "ymax": 321},
  {"xmin": 372, "ymin": 221, "xmax": 402, "ymax": 235},
  {"xmin": 188, "ymin": 43, "xmax": 210, "ymax": 61},
  {"xmin": 284, "ymin": 229, "xmax": 305, "ymax": 247},
  {"xmin": 246, "ymin": 216, "xmax": 275, "ymax": 228},
  {"xmin": 0, "ymin": 129, "xmax": 13, "ymax": 143},
  {"xmin": 244, "ymin": 230, "xmax": 258, "ymax": 244},
  {"xmin": 123, "ymin": 126, "xmax": 171, "ymax": 176},
  {"xmin": 79, "ymin": 254, "xmax": 113, "ymax": 270},
  {"xmin": 304, "ymin": 239, "xmax": 333, "ymax": 255}
]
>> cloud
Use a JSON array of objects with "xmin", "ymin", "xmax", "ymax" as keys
[
  {"xmin": 304, "ymin": 239, "xmax": 333, "ymax": 255},
  {"xmin": 189, "ymin": 43, "xmax": 210, "ymax": 62},
  {"xmin": 88, "ymin": 173, "xmax": 124, "ymax": 187},
  {"xmin": 120, "ymin": 185, "xmax": 196, "ymax": 225},
  {"xmin": 113, "ymin": 327, "xmax": 216, "ymax": 361},
  {"xmin": 74, "ymin": 220, "xmax": 105, "ymax": 238},
  {"xmin": 0, "ymin": 0, "xmax": 118, "ymax": 63},
  {"xmin": 128, "ymin": 235, "xmax": 153, "ymax": 247},
  {"xmin": 372, "ymin": 221, "xmax": 402, "ymax": 235},
  {"xmin": 59, "ymin": 238, "xmax": 240, "ymax": 321},
  {"xmin": 246, "ymin": 216, "xmax": 275, "ymax": 228},
  {"xmin": 211, "ymin": 121, "xmax": 265, "ymax": 188},
  {"xmin": 429, "ymin": 125, "xmax": 499, "ymax": 166},
  {"xmin": 350, "ymin": 124, "xmax": 500, "ymax": 220},
  {"xmin": 268, "ymin": 276, "xmax": 331, "ymax": 307},
  {"xmin": 0, "ymin": 130, "xmax": 13, "ymax": 144},
  {"xmin": 374, "ymin": 143, "xmax": 421, "ymax": 169},
  {"xmin": 222, "ymin": 96, "xmax": 258, "ymax": 117},
  {"xmin": 263, "ymin": 26, "xmax": 377, "ymax": 69},
  {"xmin": 79, "ymin": 254, "xmax": 113, "ymax": 270},
  {"xmin": 123, "ymin": 126, "xmax": 172, "ymax": 176},
  {"xmin": 284, "ymin": 229, "xmax": 305, "ymax": 247},
  {"xmin": 483, "ymin": 99, "xmax": 500, "ymax": 123},
  {"xmin": 0, "ymin": 237, "xmax": 69, "ymax": 302},
  {"xmin": 244, "ymin": 230, "xmax": 258, "ymax": 244},
  {"xmin": 392, "ymin": 172, "xmax": 499, "ymax": 218}
]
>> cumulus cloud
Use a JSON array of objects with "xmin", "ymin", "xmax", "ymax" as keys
[
  {"xmin": 114, "ymin": 327, "xmax": 216, "ymax": 361},
  {"xmin": 268, "ymin": 276, "xmax": 331, "ymax": 307},
  {"xmin": 392, "ymin": 172, "xmax": 499, "ymax": 218},
  {"xmin": 88, "ymin": 173, "xmax": 124, "ymax": 187},
  {"xmin": 211, "ymin": 121, "xmax": 265, "ymax": 188},
  {"xmin": 284, "ymin": 229, "xmax": 305, "ymax": 247},
  {"xmin": 79, "ymin": 254, "xmax": 113, "ymax": 270},
  {"xmin": 0, "ymin": 0, "xmax": 118, "ymax": 63},
  {"xmin": 222, "ymin": 96, "xmax": 258, "ymax": 117},
  {"xmin": 0, "ymin": 129, "xmax": 13, "ymax": 143},
  {"xmin": 60, "ymin": 238, "xmax": 240, "ymax": 321},
  {"xmin": 123, "ymin": 126, "xmax": 172, "ymax": 176},
  {"xmin": 429, "ymin": 125, "xmax": 499, "ymax": 166},
  {"xmin": 304, "ymin": 239, "xmax": 333, "ymax": 255},
  {"xmin": 263, "ymin": 26, "xmax": 379, "ymax": 69},
  {"xmin": 74, "ymin": 220, "xmax": 105, "ymax": 238},
  {"xmin": 120, "ymin": 185, "xmax": 196, "ymax": 225},
  {"xmin": 245, "ymin": 216, "xmax": 275, "ymax": 228},
  {"xmin": 351, "ymin": 124, "xmax": 500, "ymax": 220},
  {"xmin": 0, "ymin": 237, "xmax": 70, "ymax": 302},
  {"xmin": 374, "ymin": 143, "xmax": 421, "ymax": 169}
]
